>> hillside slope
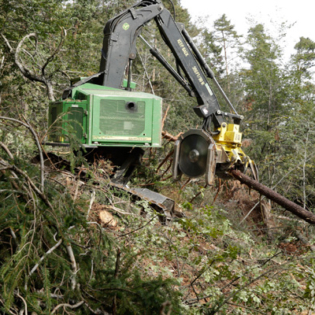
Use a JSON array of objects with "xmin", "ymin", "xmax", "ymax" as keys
[{"xmin": 1, "ymin": 144, "xmax": 314, "ymax": 315}]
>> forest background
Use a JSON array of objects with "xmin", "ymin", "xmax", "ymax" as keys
[{"xmin": 1, "ymin": 0, "xmax": 315, "ymax": 314}]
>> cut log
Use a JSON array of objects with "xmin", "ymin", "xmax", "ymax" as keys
[
  {"xmin": 230, "ymin": 170, "xmax": 315, "ymax": 225},
  {"xmin": 99, "ymin": 210, "xmax": 117, "ymax": 227}
]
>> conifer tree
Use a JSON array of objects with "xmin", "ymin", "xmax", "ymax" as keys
[{"xmin": 212, "ymin": 14, "xmax": 242, "ymax": 92}]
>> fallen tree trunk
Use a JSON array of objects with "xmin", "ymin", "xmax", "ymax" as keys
[{"xmin": 230, "ymin": 170, "xmax": 315, "ymax": 225}]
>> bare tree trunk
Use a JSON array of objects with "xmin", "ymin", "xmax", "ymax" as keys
[
  {"xmin": 221, "ymin": 31, "xmax": 230, "ymax": 93},
  {"xmin": 302, "ymin": 125, "xmax": 309, "ymax": 209}
]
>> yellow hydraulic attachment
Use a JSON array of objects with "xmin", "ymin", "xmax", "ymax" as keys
[{"xmin": 173, "ymin": 123, "xmax": 258, "ymax": 185}]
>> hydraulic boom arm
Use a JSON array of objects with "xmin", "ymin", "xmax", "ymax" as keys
[
  {"xmin": 62, "ymin": 0, "xmax": 257, "ymax": 184},
  {"xmin": 97, "ymin": 0, "xmax": 243, "ymax": 128}
]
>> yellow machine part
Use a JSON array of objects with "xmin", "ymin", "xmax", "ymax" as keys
[
  {"xmin": 211, "ymin": 122, "xmax": 258, "ymax": 181},
  {"xmin": 172, "ymin": 125, "xmax": 259, "ymax": 184},
  {"xmin": 212, "ymin": 122, "xmax": 248, "ymax": 166},
  {"xmin": 212, "ymin": 123, "xmax": 242, "ymax": 145}
]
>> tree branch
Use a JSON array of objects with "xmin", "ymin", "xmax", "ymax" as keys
[
  {"xmin": 0, "ymin": 116, "xmax": 45, "ymax": 192},
  {"xmin": 16, "ymin": 293, "xmax": 27, "ymax": 315},
  {"xmin": 42, "ymin": 29, "xmax": 65, "ymax": 76},
  {"xmin": 86, "ymin": 190, "xmax": 96, "ymax": 219},
  {"xmin": 66, "ymin": 243, "xmax": 78, "ymax": 290},
  {"xmin": 15, "ymin": 33, "xmax": 43, "ymax": 83},
  {"xmin": 0, "ymin": 142, "xmax": 14, "ymax": 159},
  {"xmin": 26, "ymin": 237, "xmax": 62, "ymax": 289},
  {"xmin": 1, "ymin": 33, "xmax": 14, "ymax": 53},
  {"xmin": 8, "ymin": 32, "xmax": 64, "ymax": 101},
  {"xmin": 0, "ymin": 159, "xmax": 52, "ymax": 209},
  {"xmin": 51, "ymin": 301, "xmax": 84, "ymax": 314},
  {"xmin": 138, "ymin": 50, "xmax": 155, "ymax": 95}
]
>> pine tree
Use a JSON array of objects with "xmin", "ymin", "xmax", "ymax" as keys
[{"xmin": 212, "ymin": 14, "xmax": 242, "ymax": 92}]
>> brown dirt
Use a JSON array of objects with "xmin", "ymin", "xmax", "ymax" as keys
[
  {"xmin": 218, "ymin": 180, "xmax": 275, "ymax": 236},
  {"xmin": 278, "ymin": 241, "xmax": 308, "ymax": 256}
]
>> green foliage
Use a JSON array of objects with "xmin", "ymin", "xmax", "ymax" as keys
[
  {"xmin": 242, "ymin": 24, "xmax": 288, "ymax": 126},
  {"xmin": 293, "ymin": 37, "xmax": 315, "ymax": 75},
  {"xmin": 0, "ymin": 147, "xmax": 184, "ymax": 313},
  {"xmin": 1, "ymin": 0, "xmax": 315, "ymax": 313}
]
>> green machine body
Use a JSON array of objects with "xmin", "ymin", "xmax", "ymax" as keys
[{"xmin": 47, "ymin": 83, "xmax": 163, "ymax": 149}]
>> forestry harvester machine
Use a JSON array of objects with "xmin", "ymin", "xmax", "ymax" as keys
[{"xmin": 46, "ymin": 0, "xmax": 258, "ymax": 214}]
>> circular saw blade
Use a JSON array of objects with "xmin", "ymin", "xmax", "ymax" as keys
[{"xmin": 178, "ymin": 134, "xmax": 209, "ymax": 178}]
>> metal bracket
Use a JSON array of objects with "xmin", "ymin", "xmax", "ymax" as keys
[
  {"xmin": 216, "ymin": 110, "xmax": 243, "ymax": 125},
  {"xmin": 176, "ymin": 22, "xmax": 185, "ymax": 31},
  {"xmin": 129, "ymin": 8, "xmax": 137, "ymax": 19},
  {"xmin": 110, "ymin": 34, "xmax": 119, "ymax": 42}
]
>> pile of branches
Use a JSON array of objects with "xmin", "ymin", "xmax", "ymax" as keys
[{"xmin": 0, "ymin": 117, "xmax": 181, "ymax": 315}]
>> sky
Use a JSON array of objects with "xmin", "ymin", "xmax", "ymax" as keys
[{"xmin": 180, "ymin": 0, "xmax": 314, "ymax": 60}]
